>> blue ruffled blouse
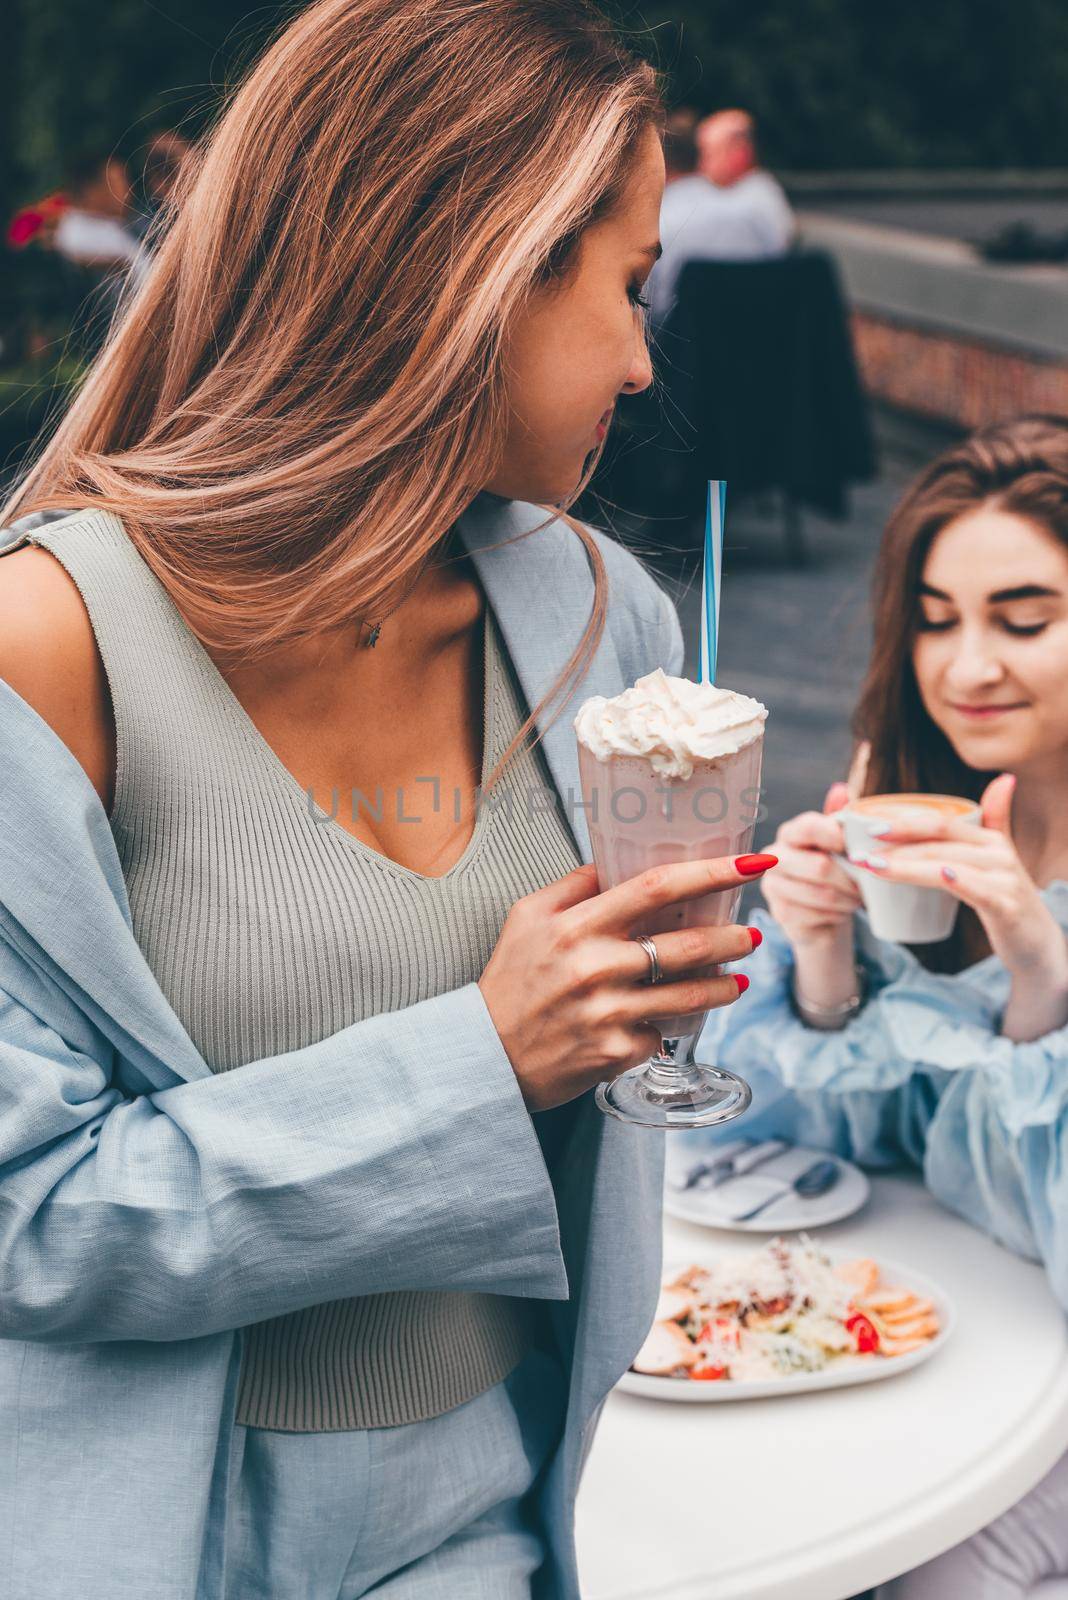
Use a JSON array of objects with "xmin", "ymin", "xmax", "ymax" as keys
[{"xmin": 694, "ymin": 888, "xmax": 1068, "ymax": 1308}]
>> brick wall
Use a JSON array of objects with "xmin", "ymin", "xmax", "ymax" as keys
[{"xmin": 851, "ymin": 312, "xmax": 1068, "ymax": 429}]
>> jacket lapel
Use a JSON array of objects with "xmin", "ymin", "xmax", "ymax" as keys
[
  {"xmin": 0, "ymin": 496, "xmax": 624, "ymax": 1086},
  {"xmin": 457, "ymin": 494, "xmax": 622, "ymax": 861},
  {"xmin": 0, "ymin": 675, "xmax": 210, "ymax": 1090}
]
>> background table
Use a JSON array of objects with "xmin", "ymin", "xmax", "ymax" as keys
[{"xmin": 576, "ymin": 1171, "xmax": 1068, "ymax": 1600}]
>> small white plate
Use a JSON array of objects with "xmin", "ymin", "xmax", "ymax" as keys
[
  {"xmin": 664, "ymin": 1142, "xmax": 870, "ymax": 1233},
  {"xmin": 618, "ymin": 1255, "xmax": 955, "ymax": 1403}
]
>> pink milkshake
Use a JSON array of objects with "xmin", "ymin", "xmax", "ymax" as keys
[{"xmin": 574, "ymin": 669, "xmax": 767, "ymax": 1128}]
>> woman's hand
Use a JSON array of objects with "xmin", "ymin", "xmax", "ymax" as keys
[
  {"xmin": 859, "ymin": 772, "xmax": 1068, "ymax": 1039},
  {"xmin": 761, "ymin": 748, "xmax": 870, "ymax": 1028},
  {"xmin": 858, "ymin": 773, "xmax": 1063, "ymax": 974},
  {"xmin": 761, "ymin": 782, "xmax": 864, "ymax": 950},
  {"xmin": 479, "ymin": 855, "xmax": 775, "ymax": 1112}
]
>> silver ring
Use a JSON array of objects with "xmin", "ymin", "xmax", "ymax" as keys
[{"xmin": 632, "ymin": 933, "xmax": 662, "ymax": 985}]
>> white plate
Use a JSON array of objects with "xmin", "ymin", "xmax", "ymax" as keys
[
  {"xmin": 664, "ymin": 1142, "xmax": 870, "ymax": 1232},
  {"xmin": 617, "ymin": 1253, "xmax": 955, "ymax": 1403}
]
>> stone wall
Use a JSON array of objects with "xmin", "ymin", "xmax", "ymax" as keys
[
  {"xmin": 850, "ymin": 313, "xmax": 1068, "ymax": 430},
  {"xmin": 800, "ymin": 211, "xmax": 1068, "ymax": 430}
]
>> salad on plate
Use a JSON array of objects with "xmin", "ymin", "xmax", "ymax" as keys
[{"xmin": 632, "ymin": 1235, "xmax": 941, "ymax": 1384}]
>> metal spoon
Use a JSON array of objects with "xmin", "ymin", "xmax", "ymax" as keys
[{"xmin": 726, "ymin": 1158, "xmax": 841, "ymax": 1223}]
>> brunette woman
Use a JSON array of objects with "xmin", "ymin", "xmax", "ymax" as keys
[{"xmin": 702, "ymin": 414, "xmax": 1068, "ymax": 1597}]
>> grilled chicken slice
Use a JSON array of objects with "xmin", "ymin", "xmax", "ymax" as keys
[{"xmin": 632, "ymin": 1320, "xmax": 699, "ymax": 1375}]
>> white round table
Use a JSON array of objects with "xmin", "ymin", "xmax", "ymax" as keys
[{"xmin": 576, "ymin": 1170, "xmax": 1068, "ymax": 1600}]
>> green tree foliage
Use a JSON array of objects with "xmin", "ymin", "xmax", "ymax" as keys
[
  {"xmin": 614, "ymin": 0, "xmax": 1068, "ymax": 169},
  {"xmin": 6, "ymin": 0, "xmax": 1068, "ymax": 214},
  {"xmin": 5, "ymin": 0, "xmax": 289, "ymax": 216}
]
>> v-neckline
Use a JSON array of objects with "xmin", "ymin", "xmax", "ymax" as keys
[
  {"xmin": 137, "ymin": 571, "xmax": 498, "ymax": 887},
  {"xmin": 9, "ymin": 497, "xmax": 620, "ymax": 868}
]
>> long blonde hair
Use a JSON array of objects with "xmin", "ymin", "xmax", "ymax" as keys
[{"xmin": 4, "ymin": 0, "xmax": 662, "ymax": 787}]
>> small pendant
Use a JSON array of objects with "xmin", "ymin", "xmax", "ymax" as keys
[{"xmin": 366, "ymin": 622, "xmax": 381, "ymax": 648}]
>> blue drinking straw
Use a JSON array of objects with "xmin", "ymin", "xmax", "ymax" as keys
[{"xmin": 699, "ymin": 480, "xmax": 726, "ymax": 684}]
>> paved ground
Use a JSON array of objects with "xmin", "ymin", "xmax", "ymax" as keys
[{"xmin": 590, "ymin": 412, "xmax": 936, "ymax": 907}]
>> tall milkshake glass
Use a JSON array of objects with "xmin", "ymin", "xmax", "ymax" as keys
[{"xmin": 575, "ymin": 672, "xmax": 766, "ymax": 1130}]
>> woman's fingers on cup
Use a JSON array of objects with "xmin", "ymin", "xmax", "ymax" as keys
[
  {"xmin": 577, "ymin": 854, "xmax": 778, "ymax": 934},
  {"xmin": 777, "ymin": 811, "xmax": 847, "ymax": 853},
  {"xmin": 866, "ymin": 814, "xmax": 982, "ymax": 845},
  {"xmin": 768, "ymin": 878, "xmax": 861, "ymax": 915},
  {"xmin": 622, "ymin": 923, "xmax": 758, "ymax": 983},
  {"xmin": 600, "ymin": 1023, "xmax": 664, "ymax": 1081},
  {"xmin": 776, "ymin": 842, "xmax": 860, "ymax": 899},
  {"xmin": 823, "ymin": 781, "xmax": 852, "ymax": 815},
  {"xmin": 859, "ymin": 852, "xmax": 979, "ymax": 893},
  {"xmin": 533, "ymin": 863, "xmax": 602, "ymax": 912},
  {"xmin": 616, "ymin": 970, "xmax": 746, "ymax": 1023},
  {"xmin": 863, "ymin": 840, "xmax": 997, "ymax": 870},
  {"xmin": 862, "ymin": 856, "xmax": 991, "ymax": 909}
]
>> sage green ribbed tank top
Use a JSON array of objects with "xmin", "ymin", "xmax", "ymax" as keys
[{"xmin": 23, "ymin": 508, "xmax": 581, "ymax": 1432}]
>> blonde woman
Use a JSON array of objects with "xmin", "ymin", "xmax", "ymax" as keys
[{"xmin": 0, "ymin": 2, "xmax": 768, "ymax": 1597}]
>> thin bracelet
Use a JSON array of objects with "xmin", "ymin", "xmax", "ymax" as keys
[{"xmin": 792, "ymin": 971, "xmax": 867, "ymax": 1021}]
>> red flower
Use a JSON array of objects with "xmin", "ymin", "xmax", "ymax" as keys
[
  {"xmin": 7, "ymin": 210, "xmax": 45, "ymax": 248},
  {"xmin": 6, "ymin": 192, "xmax": 69, "ymax": 250}
]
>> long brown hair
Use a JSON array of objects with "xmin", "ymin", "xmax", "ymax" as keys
[
  {"xmin": 854, "ymin": 413, "xmax": 1068, "ymax": 970},
  {"xmin": 2, "ymin": 0, "xmax": 662, "ymax": 789}
]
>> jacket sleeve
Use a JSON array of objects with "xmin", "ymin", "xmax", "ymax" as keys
[
  {"xmin": 0, "ymin": 938, "xmax": 569, "ymax": 1344},
  {"xmin": 696, "ymin": 909, "xmax": 959, "ymax": 1170},
  {"xmin": 701, "ymin": 909, "xmax": 1068, "ymax": 1306},
  {"xmin": 895, "ymin": 1008, "xmax": 1068, "ymax": 1307}
]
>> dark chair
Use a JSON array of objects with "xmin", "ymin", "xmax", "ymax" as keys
[{"xmin": 584, "ymin": 250, "xmax": 877, "ymax": 563}]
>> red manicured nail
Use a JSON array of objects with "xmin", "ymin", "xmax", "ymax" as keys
[
  {"xmin": 736, "ymin": 853, "xmax": 778, "ymax": 876},
  {"xmin": 735, "ymin": 973, "xmax": 750, "ymax": 994},
  {"xmin": 747, "ymin": 926, "xmax": 763, "ymax": 949}
]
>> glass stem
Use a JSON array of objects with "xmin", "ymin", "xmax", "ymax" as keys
[{"xmin": 643, "ymin": 1034, "xmax": 703, "ymax": 1098}]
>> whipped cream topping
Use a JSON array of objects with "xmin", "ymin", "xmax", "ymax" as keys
[{"xmin": 574, "ymin": 669, "xmax": 767, "ymax": 780}]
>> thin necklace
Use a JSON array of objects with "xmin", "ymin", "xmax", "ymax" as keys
[
  {"xmin": 357, "ymin": 523, "xmax": 461, "ymax": 648},
  {"xmin": 356, "ymin": 585, "xmax": 406, "ymax": 648}
]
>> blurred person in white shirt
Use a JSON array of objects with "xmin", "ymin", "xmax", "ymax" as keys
[
  {"xmin": 52, "ymin": 155, "xmax": 145, "ymax": 275},
  {"xmin": 52, "ymin": 155, "xmax": 151, "ymax": 353},
  {"xmin": 130, "ymin": 132, "xmax": 194, "ymax": 246},
  {"xmin": 648, "ymin": 107, "xmax": 795, "ymax": 325},
  {"xmin": 697, "ymin": 108, "xmax": 795, "ymax": 250}
]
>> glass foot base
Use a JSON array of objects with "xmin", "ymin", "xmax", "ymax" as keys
[{"xmin": 595, "ymin": 1060, "xmax": 752, "ymax": 1130}]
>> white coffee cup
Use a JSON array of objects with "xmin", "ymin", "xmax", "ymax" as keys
[{"xmin": 837, "ymin": 792, "xmax": 982, "ymax": 944}]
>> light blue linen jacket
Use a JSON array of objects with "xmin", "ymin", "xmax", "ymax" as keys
[
  {"xmin": 0, "ymin": 494, "xmax": 683, "ymax": 1600},
  {"xmin": 694, "ymin": 891, "xmax": 1068, "ymax": 1309}
]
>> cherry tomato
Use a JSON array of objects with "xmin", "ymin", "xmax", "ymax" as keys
[
  {"xmin": 691, "ymin": 1363, "xmax": 728, "ymax": 1380},
  {"xmin": 846, "ymin": 1312, "xmax": 881, "ymax": 1354},
  {"xmin": 697, "ymin": 1318, "xmax": 740, "ymax": 1348}
]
